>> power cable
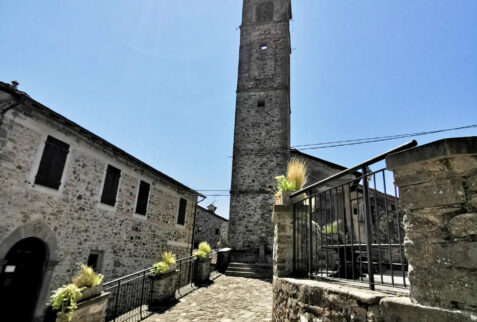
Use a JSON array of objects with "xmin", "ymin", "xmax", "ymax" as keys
[{"xmin": 292, "ymin": 124, "xmax": 477, "ymax": 149}]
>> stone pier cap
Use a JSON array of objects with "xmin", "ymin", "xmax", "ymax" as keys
[{"xmin": 386, "ymin": 137, "xmax": 477, "ymax": 171}]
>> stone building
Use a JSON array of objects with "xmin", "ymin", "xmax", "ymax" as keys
[
  {"xmin": 0, "ymin": 81, "xmax": 203, "ymax": 321},
  {"xmin": 193, "ymin": 204, "xmax": 228, "ymax": 249}
]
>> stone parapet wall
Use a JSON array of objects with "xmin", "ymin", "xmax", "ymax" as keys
[
  {"xmin": 386, "ymin": 137, "xmax": 477, "ymax": 311},
  {"xmin": 273, "ymin": 277, "xmax": 476, "ymax": 322}
]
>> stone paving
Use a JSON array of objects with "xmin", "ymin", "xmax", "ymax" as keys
[{"xmin": 144, "ymin": 275, "xmax": 273, "ymax": 322}]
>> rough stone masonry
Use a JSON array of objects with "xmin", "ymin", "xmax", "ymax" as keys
[{"xmin": 229, "ymin": 0, "xmax": 292, "ymax": 256}]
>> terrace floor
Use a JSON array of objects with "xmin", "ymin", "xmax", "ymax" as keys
[{"xmin": 144, "ymin": 274, "xmax": 273, "ymax": 322}]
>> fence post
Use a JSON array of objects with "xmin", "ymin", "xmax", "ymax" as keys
[
  {"xmin": 113, "ymin": 280, "xmax": 121, "ymax": 322},
  {"xmin": 362, "ymin": 167, "xmax": 375, "ymax": 290},
  {"xmin": 308, "ymin": 195, "xmax": 313, "ymax": 277}
]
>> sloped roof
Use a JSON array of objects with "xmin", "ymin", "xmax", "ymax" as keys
[{"xmin": 0, "ymin": 81, "xmax": 204, "ymax": 198}]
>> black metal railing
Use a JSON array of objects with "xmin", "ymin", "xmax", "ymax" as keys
[
  {"xmin": 290, "ymin": 141, "xmax": 416, "ymax": 290},
  {"xmin": 103, "ymin": 249, "xmax": 219, "ymax": 322}
]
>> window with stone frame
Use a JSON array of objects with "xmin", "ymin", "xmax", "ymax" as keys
[
  {"xmin": 135, "ymin": 180, "xmax": 150, "ymax": 215},
  {"xmin": 177, "ymin": 198, "xmax": 187, "ymax": 225},
  {"xmin": 34, "ymin": 135, "xmax": 69, "ymax": 190},
  {"xmin": 100, "ymin": 165, "xmax": 121, "ymax": 206}
]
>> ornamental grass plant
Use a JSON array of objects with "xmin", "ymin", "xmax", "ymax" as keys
[
  {"xmin": 72, "ymin": 264, "xmax": 104, "ymax": 289},
  {"xmin": 193, "ymin": 241, "xmax": 211, "ymax": 259},
  {"xmin": 286, "ymin": 157, "xmax": 308, "ymax": 191},
  {"xmin": 151, "ymin": 251, "xmax": 177, "ymax": 276}
]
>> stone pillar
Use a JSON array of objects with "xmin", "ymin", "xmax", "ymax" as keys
[
  {"xmin": 386, "ymin": 137, "xmax": 477, "ymax": 311},
  {"xmin": 272, "ymin": 205, "xmax": 293, "ymax": 277}
]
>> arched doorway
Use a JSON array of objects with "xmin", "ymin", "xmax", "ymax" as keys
[{"xmin": 0, "ymin": 237, "xmax": 48, "ymax": 322}]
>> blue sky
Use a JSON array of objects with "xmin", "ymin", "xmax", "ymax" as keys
[{"xmin": 1, "ymin": 1, "xmax": 476, "ymax": 218}]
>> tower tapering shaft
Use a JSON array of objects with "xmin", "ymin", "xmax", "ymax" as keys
[{"xmin": 229, "ymin": 0, "xmax": 292, "ymax": 255}]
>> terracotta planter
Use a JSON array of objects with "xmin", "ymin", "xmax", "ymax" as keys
[
  {"xmin": 149, "ymin": 269, "xmax": 179, "ymax": 305},
  {"xmin": 194, "ymin": 257, "xmax": 211, "ymax": 284}
]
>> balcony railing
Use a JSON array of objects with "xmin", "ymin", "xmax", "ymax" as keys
[{"xmin": 290, "ymin": 141, "xmax": 416, "ymax": 290}]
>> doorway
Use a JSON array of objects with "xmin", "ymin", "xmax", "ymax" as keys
[{"xmin": 0, "ymin": 237, "xmax": 48, "ymax": 322}]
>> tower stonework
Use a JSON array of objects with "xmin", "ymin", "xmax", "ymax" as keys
[{"xmin": 229, "ymin": 0, "xmax": 292, "ymax": 257}]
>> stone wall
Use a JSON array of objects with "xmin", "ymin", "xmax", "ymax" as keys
[
  {"xmin": 0, "ymin": 88, "xmax": 199, "ymax": 317},
  {"xmin": 193, "ymin": 206, "xmax": 228, "ymax": 249},
  {"xmin": 272, "ymin": 277, "xmax": 476, "ymax": 322},
  {"xmin": 272, "ymin": 137, "xmax": 477, "ymax": 321},
  {"xmin": 386, "ymin": 137, "xmax": 477, "ymax": 311}
]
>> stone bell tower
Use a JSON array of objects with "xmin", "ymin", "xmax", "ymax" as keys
[{"xmin": 229, "ymin": 0, "xmax": 292, "ymax": 259}]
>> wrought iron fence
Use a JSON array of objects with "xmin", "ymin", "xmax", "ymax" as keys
[
  {"xmin": 290, "ymin": 141, "xmax": 416, "ymax": 290},
  {"xmin": 103, "ymin": 249, "xmax": 219, "ymax": 322}
]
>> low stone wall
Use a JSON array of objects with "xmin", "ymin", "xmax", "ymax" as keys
[{"xmin": 272, "ymin": 277, "xmax": 476, "ymax": 322}]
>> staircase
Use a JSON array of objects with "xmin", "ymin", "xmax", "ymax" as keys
[{"xmin": 225, "ymin": 262, "xmax": 273, "ymax": 279}]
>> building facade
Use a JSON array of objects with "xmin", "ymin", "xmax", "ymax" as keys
[
  {"xmin": 229, "ymin": 0, "xmax": 293, "ymax": 256},
  {"xmin": 193, "ymin": 205, "xmax": 228, "ymax": 249},
  {"xmin": 0, "ymin": 82, "xmax": 202, "ymax": 321}
]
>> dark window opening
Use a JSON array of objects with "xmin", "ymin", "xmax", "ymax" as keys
[
  {"xmin": 215, "ymin": 228, "xmax": 220, "ymax": 235},
  {"xmin": 87, "ymin": 254, "xmax": 99, "ymax": 270},
  {"xmin": 194, "ymin": 242, "xmax": 199, "ymax": 249},
  {"xmin": 353, "ymin": 208, "xmax": 358, "ymax": 215},
  {"xmin": 100, "ymin": 165, "xmax": 121, "ymax": 206},
  {"xmin": 34, "ymin": 136, "xmax": 69, "ymax": 189},
  {"xmin": 87, "ymin": 250, "xmax": 104, "ymax": 272},
  {"xmin": 135, "ymin": 181, "xmax": 150, "ymax": 215},
  {"xmin": 177, "ymin": 198, "xmax": 187, "ymax": 225},
  {"xmin": 257, "ymin": 98, "xmax": 265, "ymax": 107}
]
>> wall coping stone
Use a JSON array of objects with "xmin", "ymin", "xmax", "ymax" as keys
[
  {"xmin": 76, "ymin": 291, "xmax": 111, "ymax": 308},
  {"xmin": 386, "ymin": 137, "xmax": 477, "ymax": 170},
  {"xmin": 279, "ymin": 277, "xmax": 389, "ymax": 305},
  {"xmin": 380, "ymin": 296, "xmax": 477, "ymax": 322}
]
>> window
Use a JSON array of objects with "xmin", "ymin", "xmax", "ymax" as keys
[
  {"xmin": 35, "ymin": 136, "xmax": 69, "ymax": 189},
  {"xmin": 260, "ymin": 43, "xmax": 268, "ymax": 51},
  {"xmin": 257, "ymin": 98, "xmax": 265, "ymax": 108},
  {"xmin": 194, "ymin": 241, "xmax": 199, "ymax": 249},
  {"xmin": 177, "ymin": 198, "xmax": 187, "ymax": 225},
  {"xmin": 87, "ymin": 250, "xmax": 104, "ymax": 272},
  {"xmin": 135, "ymin": 181, "xmax": 150, "ymax": 215},
  {"xmin": 197, "ymin": 226, "xmax": 202, "ymax": 232},
  {"xmin": 100, "ymin": 165, "xmax": 121, "ymax": 206},
  {"xmin": 215, "ymin": 228, "xmax": 220, "ymax": 235}
]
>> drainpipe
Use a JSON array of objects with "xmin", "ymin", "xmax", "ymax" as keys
[{"xmin": 190, "ymin": 195, "xmax": 206, "ymax": 255}]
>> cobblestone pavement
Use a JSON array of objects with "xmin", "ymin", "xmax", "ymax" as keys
[{"xmin": 144, "ymin": 275, "xmax": 272, "ymax": 322}]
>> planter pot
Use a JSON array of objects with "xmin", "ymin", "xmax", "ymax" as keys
[
  {"xmin": 149, "ymin": 269, "xmax": 179, "ymax": 305},
  {"xmin": 279, "ymin": 191, "xmax": 292, "ymax": 205},
  {"xmin": 79, "ymin": 285, "xmax": 103, "ymax": 302},
  {"xmin": 194, "ymin": 257, "xmax": 211, "ymax": 284},
  {"xmin": 55, "ymin": 292, "xmax": 110, "ymax": 322}
]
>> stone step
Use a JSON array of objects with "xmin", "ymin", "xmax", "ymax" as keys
[
  {"xmin": 225, "ymin": 270, "xmax": 272, "ymax": 279},
  {"xmin": 227, "ymin": 262, "xmax": 272, "ymax": 269}
]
